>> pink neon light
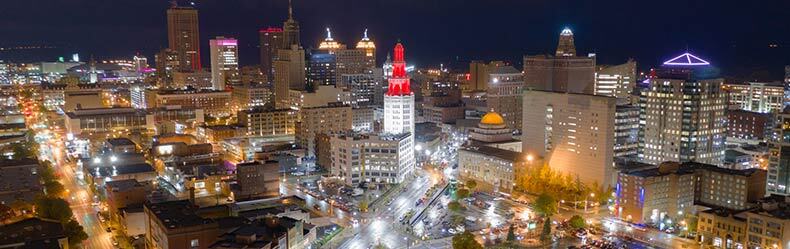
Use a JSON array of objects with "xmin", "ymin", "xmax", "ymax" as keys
[
  {"xmin": 216, "ymin": 40, "xmax": 237, "ymax": 46},
  {"xmin": 663, "ymin": 52, "xmax": 710, "ymax": 66}
]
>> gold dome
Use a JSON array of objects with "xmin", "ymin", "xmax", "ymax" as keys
[{"xmin": 480, "ymin": 112, "xmax": 505, "ymax": 126}]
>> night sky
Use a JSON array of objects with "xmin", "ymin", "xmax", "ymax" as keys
[{"xmin": 1, "ymin": 0, "xmax": 788, "ymax": 80}]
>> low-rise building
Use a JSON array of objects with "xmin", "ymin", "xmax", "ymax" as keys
[
  {"xmin": 0, "ymin": 218, "xmax": 68, "ymax": 249},
  {"xmin": 329, "ymin": 132, "xmax": 415, "ymax": 185},
  {"xmin": 196, "ymin": 125, "xmax": 243, "ymax": 144},
  {"xmin": 615, "ymin": 162, "xmax": 766, "ymax": 225},
  {"xmin": 697, "ymin": 208, "xmax": 748, "ymax": 249},
  {"xmin": 145, "ymin": 88, "xmax": 231, "ymax": 117},
  {"xmin": 231, "ymin": 83, "xmax": 271, "ymax": 110},
  {"xmin": 727, "ymin": 110, "xmax": 773, "ymax": 141},
  {"xmin": 745, "ymin": 197, "xmax": 790, "ymax": 249},
  {"xmin": 238, "ymin": 108, "xmax": 298, "ymax": 137},
  {"xmin": 296, "ymin": 103, "xmax": 352, "ymax": 156},
  {"xmin": 233, "ymin": 161, "xmax": 280, "ymax": 201},
  {"xmin": 209, "ymin": 216, "xmax": 311, "ymax": 249},
  {"xmin": 0, "ymin": 158, "xmax": 42, "ymax": 205},
  {"xmin": 459, "ymin": 145, "xmax": 541, "ymax": 192},
  {"xmin": 144, "ymin": 200, "xmax": 244, "ymax": 249}
]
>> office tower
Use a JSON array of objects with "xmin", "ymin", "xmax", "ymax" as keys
[
  {"xmin": 259, "ymin": 27, "xmax": 284, "ymax": 79},
  {"xmin": 595, "ymin": 59, "xmax": 637, "ymax": 102},
  {"xmin": 555, "ymin": 27, "xmax": 576, "ymax": 57},
  {"xmin": 155, "ymin": 48, "xmax": 180, "ymax": 87},
  {"xmin": 282, "ymin": 0, "xmax": 300, "ymax": 48},
  {"xmin": 166, "ymin": 5, "xmax": 201, "ymax": 71},
  {"xmin": 237, "ymin": 107, "xmax": 298, "ymax": 136},
  {"xmin": 317, "ymin": 28, "xmax": 344, "ymax": 53},
  {"xmin": 383, "ymin": 43, "xmax": 415, "ymax": 135},
  {"xmin": 768, "ymin": 109, "xmax": 790, "ymax": 196},
  {"xmin": 273, "ymin": 46, "xmax": 306, "ymax": 108},
  {"xmin": 340, "ymin": 70, "xmax": 381, "ymax": 107},
  {"xmin": 232, "ymin": 83, "xmax": 271, "ymax": 109},
  {"xmin": 466, "ymin": 60, "xmax": 506, "ymax": 92},
  {"xmin": 522, "ymin": 90, "xmax": 617, "ymax": 187},
  {"xmin": 639, "ymin": 52, "xmax": 726, "ymax": 166},
  {"xmin": 523, "ymin": 28, "xmax": 596, "ymax": 94},
  {"xmin": 307, "ymin": 51, "xmax": 337, "ymax": 86},
  {"xmin": 209, "ymin": 37, "xmax": 239, "ymax": 90},
  {"xmin": 727, "ymin": 110, "xmax": 772, "ymax": 141},
  {"xmin": 355, "ymin": 29, "xmax": 376, "ymax": 64},
  {"xmin": 486, "ymin": 65, "xmax": 524, "ymax": 130},
  {"xmin": 725, "ymin": 82, "xmax": 785, "ymax": 113},
  {"xmin": 614, "ymin": 105, "xmax": 640, "ymax": 158}
]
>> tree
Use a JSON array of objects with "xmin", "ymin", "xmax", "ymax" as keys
[
  {"xmin": 569, "ymin": 215, "xmax": 586, "ymax": 229},
  {"xmin": 541, "ymin": 217, "xmax": 552, "ymax": 242},
  {"xmin": 10, "ymin": 143, "xmax": 33, "ymax": 160},
  {"xmin": 532, "ymin": 193, "xmax": 557, "ymax": 217},
  {"xmin": 456, "ymin": 188, "xmax": 470, "ymax": 200},
  {"xmin": 452, "ymin": 231, "xmax": 483, "ymax": 249},
  {"xmin": 465, "ymin": 180, "xmax": 477, "ymax": 190},
  {"xmin": 506, "ymin": 224, "xmax": 516, "ymax": 241},
  {"xmin": 448, "ymin": 201, "xmax": 463, "ymax": 212},
  {"xmin": 34, "ymin": 197, "xmax": 72, "ymax": 222},
  {"xmin": 44, "ymin": 181, "xmax": 65, "ymax": 198},
  {"xmin": 63, "ymin": 218, "xmax": 88, "ymax": 247}
]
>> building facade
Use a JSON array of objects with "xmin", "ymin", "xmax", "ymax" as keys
[
  {"xmin": 237, "ymin": 108, "xmax": 298, "ymax": 136},
  {"xmin": 208, "ymin": 37, "xmax": 239, "ymax": 90},
  {"xmin": 166, "ymin": 5, "xmax": 201, "ymax": 71},
  {"xmin": 296, "ymin": 103, "xmax": 353, "ymax": 156},
  {"xmin": 595, "ymin": 59, "xmax": 636, "ymax": 101},
  {"xmin": 522, "ymin": 90, "xmax": 617, "ymax": 187},
  {"xmin": 523, "ymin": 29, "xmax": 595, "ymax": 94},
  {"xmin": 329, "ymin": 133, "xmax": 414, "ymax": 185},
  {"xmin": 486, "ymin": 65, "xmax": 524, "ymax": 130},
  {"xmin": 725, "ymin": 82, "xmax": 785, "ymax": 114},
  {"xmin": 767, "ymin": 110, "xmax": 790, "ymax": 196}
]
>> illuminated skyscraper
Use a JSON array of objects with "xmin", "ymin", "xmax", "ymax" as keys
[
  {"xmin": 384, "ymin": 43, "xmax": 415, "ymax": 135},
  {"xmin": 273, "ymin": 46, "xmax": 305, "ymax": 108},
  {"xmin": 594, "ymin": 59, "xmax": 636, "ymax": 101},
  {"xmin": 167, "ymin": 5, "xmax": 201, "ymax": 71},
  {"xmin": 209, "ymin": 37, "xmax": 239, "ymax": 90},
  {"xmin": 555, "ymin": 27, "xmax": 576, "ymax": 57},
  {"xmin": 639, "ymin": 53, "xmax": 726, "ymax": 166},
  {"xmin": 317, "ymin": 28, "xmax": 344, "ymax": 53},
  {"xmin": 282, "ymin": 0, "xmax": 300, "ymax": 48},
  {"xmin": 523, "ymin": 28, "xmax": 595, "ymax": 94},
  {"xmin": 259, "ymin": 27, "xmax": 284, "ymax": 80},
  {"xmin": 355, "ymin": 29, "xmax": 376, "ymax": 66}
]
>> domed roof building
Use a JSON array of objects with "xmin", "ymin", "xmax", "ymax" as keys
[{"xmin": 469, "ymin": 112, "xmax": 513, "ymax": 143}]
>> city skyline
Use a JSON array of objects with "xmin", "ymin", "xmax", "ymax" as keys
[{"xmin": 1, "ymin": 0, "xmax": 788, "ymax": 79}]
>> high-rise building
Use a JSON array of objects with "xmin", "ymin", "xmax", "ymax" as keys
[
  {"xmin": 273, "ymin": 46, "xmax": 306, "ymax": 108},
  {"xmin": 383, "ymin": 43, "xmax": 415, "ymax": 136},
  {"xmin": 486, "ymin": 65, "xmax": 524, "ymax": 130},
  {"xmin": 595, "ymin": 59, "xmax": 636, "ymax": 102},
  {"xmin": 209, "ymin": 37, "xmax": 239, "ymax": 90},
  {"xmin": 555, "ymin": 27, "xmax": 576, "ymax": 57},
  {"xmin": 155, "ymin": 48, "xmax": 180, "ymax": 87},
  {"xmin": 259, "ymin": 27, "xmax": 284, "ymax": 79},
  {"xmin": 522, "ymin": 90, "xmax": 617, "ymax": 187},
  {"xmin": 767, "ymin": 109, "xmax": 790, "ymax": 196},
  {"xmin": 466, "ymin": 60, "xmax": 506, "ymax": 93},
  {"xmin": 282, "ymin": 0, "xmax": 300, "ymax": 48},
  {"xmin": 307, "ymin": 52, "xmax": 337, "ymax": 86},
  {"xmin": 317, "ymin": 28, "xmax": 344, "ymax": 54},
  {"xmin": 614, "ymin": 104, "xmax": 640, "ymax": 158},
  {"xmin": 232, "ymin": 83, "xmax": 271, "ymax": 110},
  {"xmin": 523, "ymin": 28, "xmax": 595, "ymax": 94},
  {"xmin": 339, "ymin": 71, "xmax": 381, "ymax": 107},
  {"xmin": 166, "ymin": 5, "xmax": 201, "ymax": 71},
  {"xmin": 725, "ymin": 82, "xmax": 785, "ymax": 113},
  {"xmin": 355, "ymin": 29, "xmax": 376, "ymax": 65},
  {"xmin": 639, "ymin": 53, "xmax": 727, "ymax": 166}
]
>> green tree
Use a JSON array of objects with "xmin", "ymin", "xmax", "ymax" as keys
[
  {"xmin": 506, "ymin": 224, "xmax": 516, "ymax": 241},
  {"xmin": 533, "ymin": 193, "xmax": 557, "ymax": 217},
  {"xmin": 44, "ymin": 181, "xmax": 65, "ymax": 198},
  {"xmin": 541, "ymin": 217, "xmax": 552, "ymax": 242},
  {"xmin": 456, "ymin": 188, "xmax": 470, "ymax": 200},
  {"xmin": 63, "ymin": 218, "xmax": 88, "ymax": 247},
  {"xmin": 569, "ymin": 215, "xmax": 586, "ymax": 229},
  {"xmin": 10, "ymin": 143, "xmax": 33, "ymax": 160},
  {"xmin": 452, "ymin": 231, "xmax": 483, "ymax": 249},
  {"xmin": 34, "ymin": 197, "xmax": 72, "ymax": 222},
  {"xmin": 450, "ymin": 214, "xmax": 466, "ymax": 226},
  {"xmin": 448, "ymin": 201, "xmax": 463, "ymax": 212}
]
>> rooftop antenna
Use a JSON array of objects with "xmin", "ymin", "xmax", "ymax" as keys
[{"xmin": 288, "ymin": 0, "xmax": 293, "ymax": 20}]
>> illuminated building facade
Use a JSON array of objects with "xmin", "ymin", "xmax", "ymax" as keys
[
  {"xmin": 339, "ymin": 71, "xmax": 380, "ymax": 107},
  {"xmin": 154, "ymin": 48, "xmax": 179, "ymax": 87},
  {"xmin": 383, "ymin": 43, "xmax": 415, "ymax": 136},
  {"xmin": 486, "ymin": 65, "xmax": 524, "ymax": 130},
  {"xmin": 767, "ymin": 110, "xmax": 790, "ymax": 196},
  {"xmin": 282, "ymin": 0, "xmax": 300, "ymax": 49},
  {"xmin": 523, "ymin": 28, "xmax": 596, "ymax": 94},
  {"xmin": 307, "ymin": 52, "xmax": 337, "ymax": 86},
  {"xmin": 209, "ymin": 37, "xmax": 239, "ymax": 90},
  {"xmin": 296, "ymin": 103, "xmax": 353, "ymax": 156},
  {"xmin": 231, "ymin": 83, "xmax": 271, "ymax": 110},
  {"xmin": 595, "ymin": 59, "xmax": 636, "ymax": 101},
  {"xmin": 166, "ymin": 5, "xmax": 201, "ymax": 71},
  {"xmin": 725, "ymin": 82, "xmax": 785, "ymax": 113},
  {"xmin": 639, "ymin": 53, "xmax": 726, "ymax": 166},
  {"xmin": 273, "ymin": 46, "xmax": 305, "ymax": 108},
  {"xmin": 237, "ymin": 107, "xmax": 297, "ymax": 136},
  {"xmin": 259, "ymin": 27, "xmax": 284, "ymax": 79},
  {"xmin": 146, "ymin": 88, "xmax": 232, "ymax": 117},
  {"xmin": 522, "ymin": 90, "xmax": 617, "ymax": 187},
  {"xmin": 329, "ymin": 132, "xmax": 414, "ymax": 185}
]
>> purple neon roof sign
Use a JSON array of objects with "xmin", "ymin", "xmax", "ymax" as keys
[{"xmin": 662, "ymin": 52, "xmax": 710, "ymax": 66}]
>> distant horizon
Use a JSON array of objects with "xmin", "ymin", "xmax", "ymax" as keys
[{"xmin": 0, "ymin": 0, "xmax": 788, "ymax": 80}]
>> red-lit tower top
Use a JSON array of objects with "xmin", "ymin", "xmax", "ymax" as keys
[{"xmin": 386, "ymin": 43, "xmax": 411, "ymax": 96}]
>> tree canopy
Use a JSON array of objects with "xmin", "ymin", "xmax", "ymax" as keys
[
  {"xmin": 34, "ymin": 197, "xmax": 72, "ymax": 222},
  {"xmin": 452, "ymin": 231, "xmax": 483, "ymax": 249},
  {"xmin": 533, "ymin": 193, "xmax": 557, "ymax": 217}
]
